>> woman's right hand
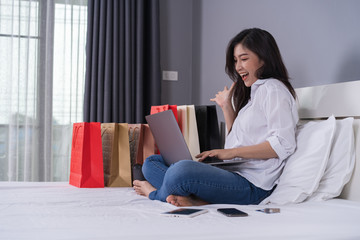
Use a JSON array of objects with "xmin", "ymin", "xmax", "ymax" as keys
[
  {"xmin": 210, "ymin": 82, "xmax": 236, "ymax": 109},
  {"xmin": 196, "ymin": 149, "xmax": 236, "ymax": 162}
]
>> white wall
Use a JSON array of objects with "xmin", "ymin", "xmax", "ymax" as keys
[
  {"xmin": 159, "ymin": 0, "xmax": 193, "ymax": 105},
  {"xmin": 160, "ymin": 0, "xmax": 360, "ymax": 109}
]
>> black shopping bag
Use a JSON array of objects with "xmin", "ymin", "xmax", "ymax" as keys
[{"xmin": 195, "ymin": 105, "xmax": 221, "ymax": 152}]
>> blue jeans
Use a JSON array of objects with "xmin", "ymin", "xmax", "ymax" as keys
[{"xmin": 142, "ymin": 155, "xmax": 274, "ymax": 205}]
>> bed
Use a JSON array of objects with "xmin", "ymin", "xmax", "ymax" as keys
[{"xmin": 1, "ymin": 80, "xmax": 360, "ymax": 240}]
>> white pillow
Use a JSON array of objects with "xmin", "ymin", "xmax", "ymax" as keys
[
  {"xmin": 262, "ymin": 116, "xmax": 336, "ymax": 204},
  {"xmin": 307, "ymin": 118, "xmax": 355, "ymax": 201}
]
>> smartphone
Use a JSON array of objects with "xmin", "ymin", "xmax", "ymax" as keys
[
  {"xmin": 161, "ymin": 208, "xmax": 208, "ymax": 218},
  {"xmin": 256, "ymin": 208, "xmax": 280, "ymax": 214},
  {"xmin": 217, "ymin": 208, "xmax": 248, "ymax": 217}
]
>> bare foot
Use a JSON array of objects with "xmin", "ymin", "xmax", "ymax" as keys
[
  {"xmin": 166, "ymin": 195, "xmax": 208, "ymax": 207},
  {"xmin": 133, "ymin": 180, "xmax": 156, "ymax": 198}
]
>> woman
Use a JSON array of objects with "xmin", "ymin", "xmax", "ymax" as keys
[{"xmin": 133, "ymin": 28, "xmax": 298, "ymax": 207}]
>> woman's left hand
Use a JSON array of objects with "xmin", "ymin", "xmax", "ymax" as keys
[
  {"xmin": 210, "ymin": 82, "xmax": 236, "ymax": 109},
  {"xmin": 196, "ymin": 149, "xmax": 236, "ymax": 162}
]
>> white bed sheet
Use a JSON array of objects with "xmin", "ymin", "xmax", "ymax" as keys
[{"xmin": 1, "ymin": 182, "xmax": 360, "ymax": 240}]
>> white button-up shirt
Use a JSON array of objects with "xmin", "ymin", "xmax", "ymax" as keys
[{"xmin": 223, "ymin": 78, "xmax": 298, "ymax": 190}]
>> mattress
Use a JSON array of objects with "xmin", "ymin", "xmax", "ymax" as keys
[{"xmin": 1, "ymin": 182, "xmax": 360, "ymax": 240}]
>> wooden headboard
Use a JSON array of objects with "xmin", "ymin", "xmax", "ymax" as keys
[{"xmin": 295, "ymin": 80, "xmax": 360, "ymax": 201}]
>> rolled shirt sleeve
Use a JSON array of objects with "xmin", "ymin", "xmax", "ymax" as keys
[{"xmin": 263, "ymin": 84, "xmax": 298, "ymax": 161}]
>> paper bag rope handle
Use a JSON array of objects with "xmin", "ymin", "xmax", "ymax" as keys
[
  {"xmin": 128, "ymin": 126, "xmax": 140, "ymax": 142},
  {"xmin": 101, "ymin": 128, "xmax": 109, "ymax": 136}
]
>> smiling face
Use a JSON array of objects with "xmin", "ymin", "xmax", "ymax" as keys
[{"xmin": 233, "ymin": 43, "xmax": 264, "ymax": 87}]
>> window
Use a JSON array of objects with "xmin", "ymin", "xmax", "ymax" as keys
[{"xmin": 0, "ymin": 0, "xmax": 87, "ymax": 181}]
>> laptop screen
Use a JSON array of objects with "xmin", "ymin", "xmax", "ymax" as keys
[{"xmin": 145, "ymin": 110, "xmax": 193, "ymax": 165}]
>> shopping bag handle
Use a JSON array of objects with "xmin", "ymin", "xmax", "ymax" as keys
[
  {"xmin": 101, "ymin": 128, "xmax": 109, "ymax": 137},
  {"xmin": 128, "ymin": 126, "xmax": 140, "ymax": 142}
]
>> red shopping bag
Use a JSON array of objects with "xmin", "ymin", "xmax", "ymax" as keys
[
  {"xmin": 150, "ymin": 104, "xmax": 178, "ymax": 123},
  {"xmin": 150, "ymin": 104, "xmax": 181, "ymax": 154},
  {"xmin": 150, "ymin": 105, "xmax": 179, "ymax": 154},
  {"xmin": 69, "ymin": 122, "xmax": 104, "ymax": 188}
]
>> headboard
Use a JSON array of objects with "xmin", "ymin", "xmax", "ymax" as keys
[{"xmin": 295, "ymin": 80, "xmax": 360, "ymax": 201}]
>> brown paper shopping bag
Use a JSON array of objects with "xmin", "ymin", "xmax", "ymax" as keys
[
  {"xmin": 69, "ymin": 122, "xmax": 104, "ymax": 188},
  {"xmin": 128, "ymin": 124, "xmax": 157, "ymax": 181},
  {"xmin": 101, "ymin": 123, "xmax": 132, "ymax": 187},
  {"xmin": 142, "ymin": 124, "xmax": 156, "ymax": 161},
  {"xmin": 128, "ymin": 124, "xmax": 156, "ymax": 164},
  {"xmin": 128, "ymin": 124, "xmax": 144, "ymax": 165}
]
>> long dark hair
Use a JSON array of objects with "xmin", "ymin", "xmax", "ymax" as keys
[{"xmin": 225, "ymin": 28, "xmax": 296, "ymax": 115}]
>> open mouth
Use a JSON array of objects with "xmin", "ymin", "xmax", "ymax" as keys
[{"xmin": 240, "ymin": 73, "xmax": 249, "ymax": 81}]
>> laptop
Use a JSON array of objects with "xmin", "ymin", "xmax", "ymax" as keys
[{"xmin": 145, "ymin": 110, "xmax": 244, "ymax": 166}]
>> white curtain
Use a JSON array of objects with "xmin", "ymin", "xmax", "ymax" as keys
[{"xmin": 0, "ymin": 0, "xmax": 87, "ymax": 181}]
